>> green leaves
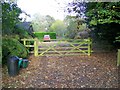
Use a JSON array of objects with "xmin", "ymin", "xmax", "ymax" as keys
[
  {"xmin": 2, "ymin": 37, "xmax": 28, "ymax": 64},
  {"xmin": 89, "ymin": 20, "xmax": 97, "ymax": 26},
  {"xmin": 86, "ymin": 2, "xmax": 120, "ymax": 26},
  {"xmin": 85, "ymin": 2, "xmax": 120, "ymax": 45},
  {"xmin": 2, "ymin": 2, "xmax": 31, "ymax": 65},
  {"xmin": 2, "ymin": 2, "xmax": 22, "ymax": 35}
]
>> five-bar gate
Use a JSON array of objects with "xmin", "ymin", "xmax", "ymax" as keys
[{"xmin": 21, "ymin": 38, "xmax": 92, "ymax": 56}]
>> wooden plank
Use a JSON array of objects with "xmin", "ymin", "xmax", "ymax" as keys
[
  {"xmin": 38, "ymin": 46, "xmax": 88, "ymax": 50},
  {"xmin": 31, "ymin": 50, "xmax": 93, "ymax": 54},
  {"xmin": 38, "ymin": 50, "xmax": 88, "ymax": 53},
  {"xmin": 39, "ymin": 39, "xmax": 89, "ymax": 41},
  {"xmin": 21, "ymin": 38, "xmax": 90, "ymax": 42},
  {"xmin": 69, "ymin": 42, "xmax": 88, "ymax": 44},
  {"xmin": 21, "ymin": 38, "xmax": 35, "ymax": 41},
  {"xmin": 38, "ymin": 53, "xmax": 88, "ymax": 56},
  {"xmin": 67, "ymin": 43, "xmax": 88, "ymax": 55},
  {"xmin": 29, "ymin": 51, "xmax": 34, "ymax": 53},
  {"xmin": 25, "ymin": 45, "xmax": 34, "ymax": 47}
]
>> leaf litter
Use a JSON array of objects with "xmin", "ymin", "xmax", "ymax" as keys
[{"xmin": 2, "ymin": 52, "xmax": 119, "ymax": 88}]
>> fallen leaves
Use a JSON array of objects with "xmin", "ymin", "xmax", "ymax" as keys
[{"xmin": 2, "ymin": 52, "xmax": 118, "ymax": 88}]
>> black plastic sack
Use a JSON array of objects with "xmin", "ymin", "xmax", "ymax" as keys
[{"xmin": 7, "ymin": 56, "xmax": 19, "ymax": 76}]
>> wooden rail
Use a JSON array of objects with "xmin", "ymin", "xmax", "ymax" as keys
[{"xmin": 21, "ymin": 38, "xmax": 92, "ymax": 56}]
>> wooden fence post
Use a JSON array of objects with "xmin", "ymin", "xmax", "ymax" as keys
[
  {"xmin": 88, "ymin": 38, "xmax": 91, "ymax": 56},
  {"xmin": 117, "ymin": 49, "xmax": 120, "ymax": 66},
  {"xmin": 23, "ymin": 39, "xmax": 26, "ymax": 46},
  {"xmin": 34, "ymin": 39, "xmax": 38, "ymax": 56}
]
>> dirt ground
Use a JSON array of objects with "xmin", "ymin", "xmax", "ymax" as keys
[{"xmin": 2, "ymin": 52, "xmax": 119, "ymax": 88}]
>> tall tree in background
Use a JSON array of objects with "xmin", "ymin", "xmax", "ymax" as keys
[
  {"xmin": 64, "ymin": 1, "xmax": 89, "ymax": 39},
  {"xmin": 64, "ymin": 16, "xmax": 78, "ymax": 39},
  {"xmin": 32, "ymin": 14, "xmax": 55, "ymax": 32},
  {"xmin": 64, "ymin": 15, "xmax": 87, "ymax": 39},
  {"xmin": 49, "ymin": 20, "xmax": 66, "ymax": 38}
]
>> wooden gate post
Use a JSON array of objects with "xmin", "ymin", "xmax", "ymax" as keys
[
  {"xmin": 23, "ymin": 39, "xmax": 26, "ymax": 46},
  {"xmin": 34, "ymin": 39, "xmax": 38, "ymax": 56},
  {"xmin": 88, "ymin": 38, "xmax": 91, "ymax": 56},
  {"xmin": 117, "ymin": 49, "xmax": 120, "ymax": 66}
]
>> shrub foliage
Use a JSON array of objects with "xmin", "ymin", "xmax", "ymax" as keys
[{"xmin": 2, "ymin": 37, "xmax": 28, "ymax": 65}]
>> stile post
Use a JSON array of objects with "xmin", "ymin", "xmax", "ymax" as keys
[
  {"xmin": 34, "ymin": 39, "xmax": 38, "ymax": 56},
  {"xmin": 117, "ymin": 49, "xmax": 120, "ymax": 66}
]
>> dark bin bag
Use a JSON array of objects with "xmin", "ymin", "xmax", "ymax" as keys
[{"xmin": 7, "ymin": 56, "xmax": 19, "ymax": 76}]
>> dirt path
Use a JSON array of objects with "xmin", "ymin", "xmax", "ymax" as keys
[{"xmin": 2, "ymin": 52, "xmax": 119, "ymax": 88}]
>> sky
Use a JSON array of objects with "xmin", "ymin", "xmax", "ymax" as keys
[{"xmin": 17, "ymin": 0, "xmax": 73, "ymax": 21}]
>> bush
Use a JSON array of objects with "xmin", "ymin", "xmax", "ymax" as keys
[
  {"xmin": 34, "ymin": 32, "xmax": 56, "ymax": 39},
  {"xmin": 2, "ymin": 37, "xmax": 29, "ymax": 65}
]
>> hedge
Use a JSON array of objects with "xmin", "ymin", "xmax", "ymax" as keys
[{"xmin": 33, "ymin": 32, "xmax": 56, "ymax": 39}]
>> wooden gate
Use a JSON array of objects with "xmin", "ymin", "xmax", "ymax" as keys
[{"xmin": 21, "ymin": 38, "xmax": 92, "ymax": 56}]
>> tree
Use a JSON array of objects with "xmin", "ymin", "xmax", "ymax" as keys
[
  {"xmin": 64, "ymin": 15, "xmax": 87, "ymax": 39},
  {"xmin": 31, "ymin": 14, "xmax": 55, "ymax": 32},
  {"xmin": 65, "ymin": 1, "xmax": 120, "ymax": 47},
  {"xmin": 64, "ymin": 16, "xmax": 78, "ymax": 39},
  {"xmin": 2, "ymin": 1, "xmax": 22, "ymax": 35},
  {"xmin": 49, "ymin": 20, "xmax": 66, "ymax": 38},
  {"xmin": 86, "ymin": 2, "xmax": 120, "ymax": 25},
  {"xmin": 65, "ymin": 1, "xmax": 86, "ymax": 19},
  {"xmin": 85, "ymin": 2, "xmax": 120, "ymax": 46},
  {"xmin": 2, "ymin": 1, "xmax": 29, "ymax": 65},
  {"xmin": 45, "ymin": 15, "xmax": 55, "ymax": 30}
]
